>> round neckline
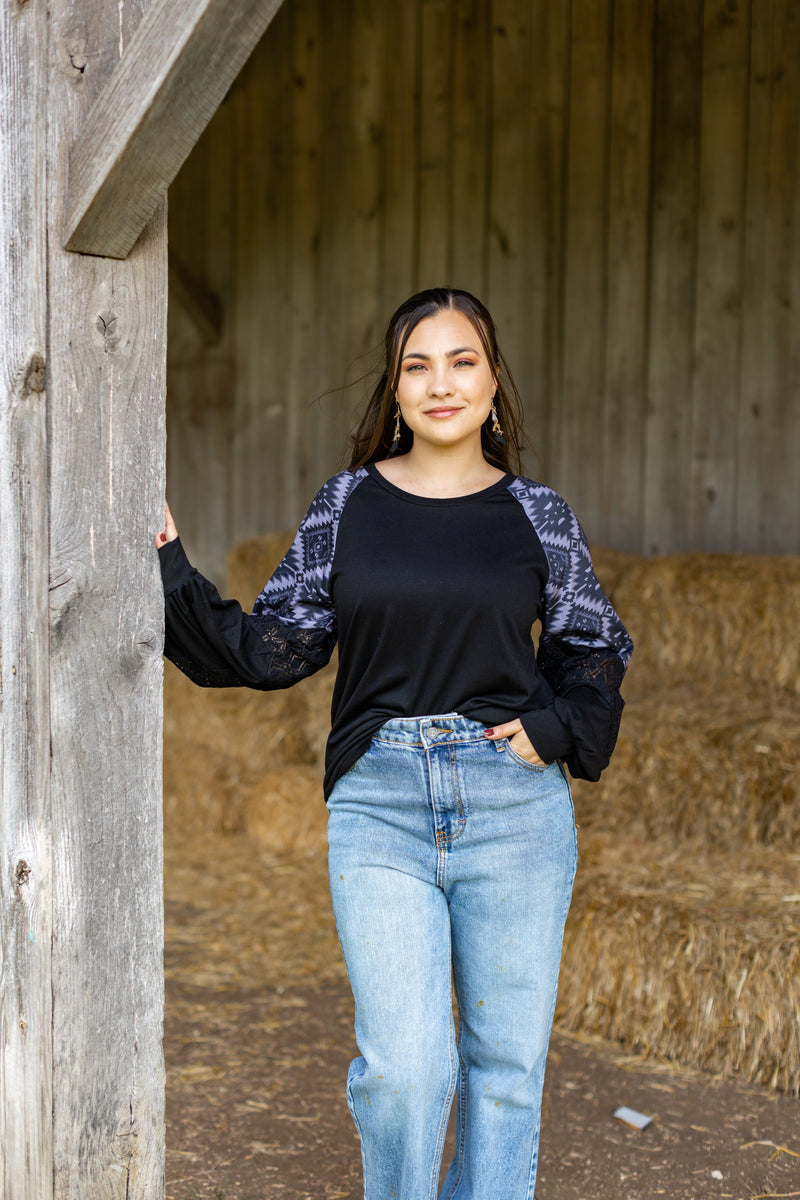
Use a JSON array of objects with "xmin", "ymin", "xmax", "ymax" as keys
[{"xmin": 365, "ymin": 462, "xmax": 514, "ymax": 505}]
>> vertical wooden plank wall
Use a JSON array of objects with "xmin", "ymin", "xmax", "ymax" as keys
[
  {"xmin": 488, "ymin": 1, "xmax": 535, "ymax": 401},
  {"xmin": 167, "ymin": 115, "xmax": 235, "ymax": 575},
  {"xmin": 47, "ymin": 1, "xmax": 167, "ymax": 1196},
  {"xmin": 738, "ymin": 0, "xmax": 800, "ymax": 551},
  {"xmin": 602, "ymin": 0, "xmax": 654, "ymax": 550},
  {"xmin": 167, "ymin": 0, "xmax": 800, "ymax": 576},
  {"xmin": 689, "ymin": 0, "xmax": 750, "ymax": 549},
  {"xmin": 232, "ymin": 6, "xmax": 292, "ymax": 541},
  {"xmin": 0, "ymin": 1, "xmax": 52, "ymax": 1196},
  {"xmin": 643, "ymin": 0, "xmax": 703, "ymax": 555},
  {"xmin": 558, "ymin": 0, "xmax": 613, "ymax": 518},
  {"xmin": 286, "ymin": 0, "xmax": 323, "ymax": 514}
]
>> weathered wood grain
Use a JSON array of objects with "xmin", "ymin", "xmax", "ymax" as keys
[
  {"xmin": 524, "ymin": 0, "xmax": 570, "ymax": 480},
  {"xmin": 643, "ymin": 0, "xmax": 703, "ymax": 555},
  {"xmin": 559, "ymin": 0, "xmax": 613, "ymax": 535},
  {"xmin": 162, "ymin": 0, "xmax": 800, "ymax": 563},
  {"xmin": 451, "ymin": 0, "xmax": 490, "ymax": 299},
  {"xmin": 349, "ymin": 0, "xmax": 385, "ymax": 373},
  {"xmin": 382, "ymin": 0, "xmax": 420, "ymax": 312},
  {"xmin": 488, "ymin": 0, "xmax": 534, "ymax": 384},
  {"xmin": 0, "ymin": 3, "xmax": 52, "ymax": 1197},
  {"xmin": 169, "ymin": 251, "xmax": 223, "ymax": 347},
  {"xmin": 315, "ymin": 0, "xmax": 355, "ymax": 477},
  {"xmin": 418, "ymin": 0, "xmax": 454, "ymax": 284},
  {"xmin": 64, "ymin": 0, "xmax": 285, "ymax": 259},
  {"xmin": 48, "ymin": 0, "xmax": 167, "ymax": 1195},
  {"xmin": 688, "ymin": 0, "xmax": 750, "ymax": 549},
  {"xmin": 738, "ymin": 0, "xmax": 800, "ymax": 550},
  {"xmin": 231, "ymin": 11, "xmax": 292, "ymax": 543},
  {"xmin": 602, "ymin": 0, "xmax": 654, "ymax": 549},
  {"xmin": 286, "ymin": 0, "xmax": 323, "ymax": 522},
  {"xmin": 167, "ymin": 112, "xmax": 234, "ymax": 581}
]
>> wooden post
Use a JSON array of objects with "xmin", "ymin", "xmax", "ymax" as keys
[
  {"xmin": 47, "ymin": 1, "xmax": 167, "ymax": 1196},
  {"xmin": 0, "ymin": 1, "xmax": 52, "ymax": 1196},
  {"xmin": 63, "ymin": 0, "xmax": 286, "ymax": 260}
]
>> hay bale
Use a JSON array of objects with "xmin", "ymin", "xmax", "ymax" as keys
[
  {"xmin": 588, "ymin": 545, "xmax": 640, "ymax": 601},
  {"xmin": 573, "ymin": 685, "xmax": 800, "ymax": 848},
  {"xmin": 611, "ymin": 553, "xmax": 800, "ymax": 699},
  {"xmin": 163, "ymin": 529, "xmax": 337, "ymax": 839},
  {"xmin": 163, "ymin": 660, "xmax": 333, "ymax": 837},
  {"xmin": 559, "ymin": 833, "xmax": 800, "ymax": 1094},
  {"xmin": 226, "ymin": 531, "xmax": 295, "ymax": 605},
  {"xmin": 240, "ymin": 768, "xmax": 327, "ymax": 855}
]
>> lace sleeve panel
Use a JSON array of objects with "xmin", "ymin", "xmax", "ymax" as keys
[
  {"xmin": 164, "ymin": 611, "xmax": 336, "ymax": 690},
  {"xmin": 162, "ymin": 470, "xmax": 367, "ymax": 691}
]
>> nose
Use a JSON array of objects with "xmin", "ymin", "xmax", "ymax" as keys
[{"xmin": 428, "ymin": 365, "xmax": 453, "ymax": 397}]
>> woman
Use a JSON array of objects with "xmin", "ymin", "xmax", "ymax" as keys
[{"xmin": 157, "ymin": 287, "xmax": 632, "ymax": 1199}]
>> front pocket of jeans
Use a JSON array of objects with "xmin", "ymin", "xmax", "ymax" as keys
[{"xmin": 502, "ymin": 739, "xmax": 550, "ymax": 772}]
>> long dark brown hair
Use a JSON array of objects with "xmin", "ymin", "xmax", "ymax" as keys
[{"xmin": 347, "ymin": 288, "xmax": 528, "ymax": 475}]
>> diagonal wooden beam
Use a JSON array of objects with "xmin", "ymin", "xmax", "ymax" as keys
[
  {"xmin": 169, "ymin": 249, "xmax": 224, "ymax": 345},
  {"xmin": 64, "ymin": 0, "xmax": 285, "ymax": 260}
]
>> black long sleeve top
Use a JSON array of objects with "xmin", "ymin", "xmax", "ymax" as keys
[{"xmin": 160, "ymin": 465, "xmax": 633, "ymax": 798}]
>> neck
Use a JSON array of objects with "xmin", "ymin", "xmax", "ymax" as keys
[{"xmin": 379, "ymin": 440, "xmax": 505, "ymax": 497}]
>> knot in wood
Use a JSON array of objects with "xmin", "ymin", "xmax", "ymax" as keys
[
  {"xmin": 15, "ymin": 860, "xmax": 31, "ymax": 888},
  {"xmin": 63, "ymin": 39, "xmax": 87, "ymax": 79},
  {"xmin": 23, "ymin": 353, "xmax": 46, "ymax": 397},
  {"xmin": 134, "ymin": 625, "xmax": 160, "ymax": 655},
  {"xmin": 48, "ymin": 562, "xmax": 80, "ymax": 642},
  {"xmin": 112, "ymin": 1114, "xmax": 139, "ymax": 1161},
  {"xmin": 96, "ymin": 310, "xmax": 121, "ymax": 352}
]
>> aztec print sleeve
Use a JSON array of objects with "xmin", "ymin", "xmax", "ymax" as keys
[
  {"xmin": 160, "ymin": 469, "xmax": 367, "ymax": 689},
  {"xmin": 507, "ymin": 477, "xmax": 633, "ymax": 781}
]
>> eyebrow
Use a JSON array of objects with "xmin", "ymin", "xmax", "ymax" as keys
[{"xmin": 401, "ymin": 346, "xmax": 480, "ymax": 361}]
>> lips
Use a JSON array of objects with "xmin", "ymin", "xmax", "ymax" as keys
[{"xmin": 425, "ymin": 407, "xmax": 463, "ymax": 418}]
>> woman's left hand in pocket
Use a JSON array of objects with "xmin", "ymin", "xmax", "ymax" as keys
[{"xmin": 483, "ymin": 718, "xmax": 546, "ymax": 766}]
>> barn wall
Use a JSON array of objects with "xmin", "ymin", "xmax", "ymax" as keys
[{"xmin": 167, "ymin": 0, "xmax": 800, "ymax": 581}]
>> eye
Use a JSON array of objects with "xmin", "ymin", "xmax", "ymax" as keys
[
  {"xmin": 454, "ymin": 357, "xmax": 477, "ymax": 368},
  {"xmin": 404, "ymin": 361, "xmax": 426, "ymax": 372}
]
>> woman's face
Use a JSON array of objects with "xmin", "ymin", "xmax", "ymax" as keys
[{"xmin": 394, "ymin": 309, "xmax": 497, "ymax": 453}]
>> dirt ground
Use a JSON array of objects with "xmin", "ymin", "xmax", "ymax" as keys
[{"xmin": 164, "ymin": 833, "xmax": 800, "ymax": 1200}]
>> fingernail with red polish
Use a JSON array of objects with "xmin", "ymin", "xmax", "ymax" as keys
[{"xmin": 484, "ymin": 728, "xmax": 494, "ymax": 737}]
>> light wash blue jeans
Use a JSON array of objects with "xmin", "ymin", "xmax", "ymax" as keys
[{"xmin": 326, "ymin": 715, "xmax": 577, "ymax": 1200}]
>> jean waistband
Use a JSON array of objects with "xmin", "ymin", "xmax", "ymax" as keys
[{"xmin": 373, "ymin": 714, "xmax": 489, "ymax": 747}]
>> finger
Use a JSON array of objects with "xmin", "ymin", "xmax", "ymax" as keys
[
  {"xmin": 164, "ymin": 501, "xmax": 177, "ymax": 538},
  {"xmin": 483, "ymin": 718, "xmax": 523, "ymax": 740},
  {"xmin": 158, "ymin": 501, "xmax": 178, "ymax": 544},
  {"xmin": 510, "ymin": 735, "xmax": 545, "ymax": 765}
]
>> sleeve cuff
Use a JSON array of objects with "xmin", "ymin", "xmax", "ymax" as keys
[
  {"xmin": 519, "ymin": 706, "xmax": 574, "ymax": 765},
  {"xmin": 158, "ymin": 537, "xmax": 194, "ymax": 597}
]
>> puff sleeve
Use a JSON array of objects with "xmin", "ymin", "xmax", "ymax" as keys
[
  {"xmin": 159, "ymin": 470, "xmax": 366, "ymax": 690},
  {"xmin": 508, "ymin": 479, "xmax": 633, "ymax": 781}
]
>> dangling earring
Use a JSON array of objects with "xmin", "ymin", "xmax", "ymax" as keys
[
  {"xmin": 389, "ymin": 401, "xmax": 402, "ymax": 454},
  {"xmin": 490, "ymin": 396, "xmax": 504, "ymax": 444}
]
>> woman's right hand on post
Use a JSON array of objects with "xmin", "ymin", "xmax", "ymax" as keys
[{"xmin": 155, "ymin": 501, "xmax": 178, "ymax": 549}]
